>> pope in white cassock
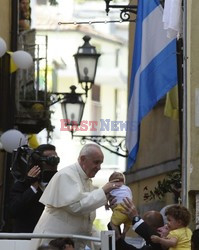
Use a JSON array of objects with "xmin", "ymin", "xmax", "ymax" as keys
[{"xmin": 29, "ymin": 144, "xmax": 122, "ymax": 250}]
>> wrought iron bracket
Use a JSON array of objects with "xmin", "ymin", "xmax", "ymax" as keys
[
  {"xmin": 73, "ymin": 135, "xmax": 128, "ymax": 157},
  {"xmin": 49, "ymin": 92, "xmax": 66, "ymax": 106},
  {"xmin": 104, "ymin": 0, "xmax": 137, "ymax": 21},
  {"xmin": 49, "ymin": 87, "xmax": 86, "ymax": 107}
]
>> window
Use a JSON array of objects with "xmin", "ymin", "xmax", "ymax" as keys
[{"xmin": 92, "ymin": 84, "xmax": 100, "ymax": 102}]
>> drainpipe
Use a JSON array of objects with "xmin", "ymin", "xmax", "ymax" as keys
[{"xmin": 181, "ymin": 0, "xmax": 188, "ymax": 206}]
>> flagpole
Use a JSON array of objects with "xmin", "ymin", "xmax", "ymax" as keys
[
  {"xmin": 176, "ymin": 37, "xmax": 183, "ymax": 177},
  {"xmin": 182, "ymin": 0, "xmax": 188, "ymax": 206}
]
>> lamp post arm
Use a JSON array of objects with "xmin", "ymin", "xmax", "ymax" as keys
[
  {"xmin": 73, "ymin": 135, "xmax": 128, "ymax": 158},
  {"xmin": 104, "ymin": 0, "xmax": 137, "ymax": 21},
  {"xmin": 48, "ymin": 93, "xmax": 65, "ymax": 107}
]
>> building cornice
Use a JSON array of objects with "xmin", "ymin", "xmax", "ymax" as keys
[{"xmin": 125, "ymin": 158, "xmax": 180, "ymax": 184}]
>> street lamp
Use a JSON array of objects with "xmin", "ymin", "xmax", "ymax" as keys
[
  {"xmin": 50, "ymin": 85, "xmax": 85, "ymax": 137},
  {"xmin": 74, "ymin": 35, "xmax": 101, "ymax": 97},
  {"xmin": 60, "ymin": 85, "xmax": 85, "ymax": 126},
  {"xmin": 51, "ymin": 36, "xmax": 127, "ymax": 156},
  {"xmin": 51, "ymin": 35, "xmax": 101, "ymax": 137}
]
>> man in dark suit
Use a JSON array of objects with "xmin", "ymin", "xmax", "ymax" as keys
[
  {"xmin": 9, "ymin": 144, "xmax": 60, "ymax": 233},
  {"xmin": 108, "ymin": 197, "xmax": 166, "ymax": 250}
]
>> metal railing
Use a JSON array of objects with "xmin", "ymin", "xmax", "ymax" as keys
[{"xmin": 0, "ymin": 231, "xmax": 115, "ymax": 250}]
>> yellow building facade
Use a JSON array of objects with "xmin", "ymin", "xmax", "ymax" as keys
[
  {"xmin": 0, "ymin": 0, "xmax": 11, "ymax": 45},
  {"xmin": 127, "ymin": 0, "xmax": 199, "ymax": 230}
]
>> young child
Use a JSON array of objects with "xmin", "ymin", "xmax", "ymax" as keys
[
  {"xmin": 151, "ymin": 204, "xmax": 192, "ymax": 249},
  {"xmin": 108, "ymin": 171, "xmax": 133, "ymax": 238}
]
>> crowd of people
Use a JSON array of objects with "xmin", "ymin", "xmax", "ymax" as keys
[{"xmin": 7, "ymin": 143, "xmax": 198, "ymax": 250}]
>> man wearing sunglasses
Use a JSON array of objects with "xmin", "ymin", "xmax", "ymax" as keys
[{"xmin": 9, "ymin": 144, "xmax": 59, "ymax": 233}]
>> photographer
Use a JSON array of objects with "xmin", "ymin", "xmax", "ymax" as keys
[{"xmin": 9, "ymin": 144, "xmax": 60, "ymax": 233}]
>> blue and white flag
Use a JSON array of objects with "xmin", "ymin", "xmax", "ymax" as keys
[{"xmin": 126, "ymin": 0, "xmax": 178, "ymax": 171}]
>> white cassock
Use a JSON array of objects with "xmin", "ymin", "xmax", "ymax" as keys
[{"xmin": 29, "ymin": 162, "xmax": 107, "ymax": 250}]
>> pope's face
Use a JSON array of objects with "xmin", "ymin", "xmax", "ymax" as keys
[{"xmin": 81, "ymin": 149, "xmax": 104, "ymax": 178}]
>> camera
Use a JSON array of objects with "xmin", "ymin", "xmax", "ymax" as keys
[{"xmin": 11, "ymin": 145, "xmax": 59, "ymax": 183}]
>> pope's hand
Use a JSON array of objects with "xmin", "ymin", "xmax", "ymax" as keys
[{"xmin": 102, "ymin": 179, "xmax": 122, "ymax": 194}]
